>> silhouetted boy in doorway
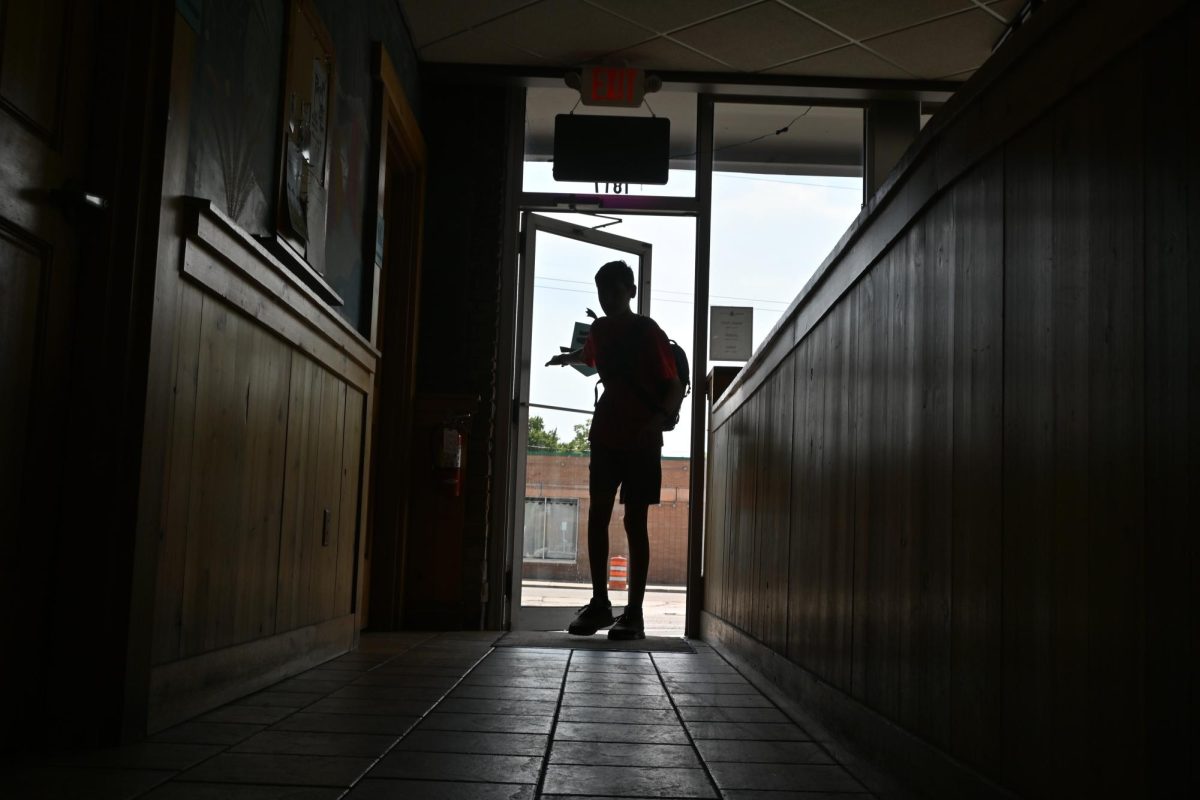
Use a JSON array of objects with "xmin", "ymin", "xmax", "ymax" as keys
[{"xmin": 545, "ymin": 260, "xmax": 685, "ymax": 640}]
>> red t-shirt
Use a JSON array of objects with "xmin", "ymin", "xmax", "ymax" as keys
[{"xmin": 582, "ymin": 313, "xmax": 678, "ymax": 449}]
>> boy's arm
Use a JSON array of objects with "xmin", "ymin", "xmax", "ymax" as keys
[
  {"xmin": 660, "ymin": 375, "xmax": 685, "ymax": 414},
  {"xmin": 545, "ymin": 348, "xmax": 586, "ymax": 367}
]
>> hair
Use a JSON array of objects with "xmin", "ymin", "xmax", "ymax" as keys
[{"xmin": 594, "ymin": 260, "xmax": 635, "ymax": 290}]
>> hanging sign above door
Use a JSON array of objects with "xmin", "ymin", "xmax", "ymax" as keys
[{"xmin": 580, "ymin": 66, "xmax": 646, "ymax": 108}]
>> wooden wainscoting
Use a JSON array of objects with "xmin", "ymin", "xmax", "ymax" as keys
[{"xmin": 146, "ymin": 199, "xmax": 377, "ymax": 731}]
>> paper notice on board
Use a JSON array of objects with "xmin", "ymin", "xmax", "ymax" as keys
[
  {"xmin": 568, "ymin": 321, "xmax": 597, "ymax": 377},
  {"xmin": 710, "ymin": 306, "xmax": 753, "ymax": 361}
]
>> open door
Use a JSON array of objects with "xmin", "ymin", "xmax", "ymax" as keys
[{"xmin": 510, "ymin": 213, "xmax": 652, "ymax": 630}]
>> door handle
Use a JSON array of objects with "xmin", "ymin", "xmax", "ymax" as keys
[{"xmin": 48, "ymin": 180, "xmax": 108, "ymax": 217}]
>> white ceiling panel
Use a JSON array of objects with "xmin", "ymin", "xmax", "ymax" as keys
[
  {"xmin": 779, "ymin": 0, "xmax": 975, "ymax": 41},
  {"xmin": 584, "ymin": 0, "xmax": 760, "ymax": 34},
  {"xmin": 604, "ymin": 36, "xmax": 732, "ymax": 72},
  {"xmin": 766, "ymin": 43, "xmax": 912, "ymax": 79},
  {"xmin": 420, "ymin": 26, "xmax": 547, "ymax": 66},
  {"xmin": 459, "ymin": 0, "xmax": 654, "ymax": 64},
  {"xmin": 670, "ymin": 2, "xmax": 846, "ymax": 72},
  {"xmin": 866, "ymin": 8, "xmax": 1007, "ymax": 79},
  {"xmin": 400, "ymin": 0, "xmax": 540, "ymax": 49}
]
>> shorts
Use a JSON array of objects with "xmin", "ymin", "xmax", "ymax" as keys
[{"xmin": 589, "ymin": 444, "xmax": 662, "ymax": 506}]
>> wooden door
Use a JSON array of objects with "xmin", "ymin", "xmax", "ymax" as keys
[{"xmin": 0, "ymin": 0, "xmax": 95, "ymax": 746}]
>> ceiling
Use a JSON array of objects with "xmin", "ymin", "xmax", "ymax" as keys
[{"xmin": 399, "ymin": 0, "xmax": 1026, "ymax": 82}]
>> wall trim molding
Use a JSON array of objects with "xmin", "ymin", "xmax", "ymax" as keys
[
  {"xmin": 148, "ymin": 613, "xmax": 355, "ymax": 732},
  {"xmin": 180, "ymin": 197, "xmax": 378, "ymax": 392},
  {"xmin": 701, "ymin": 611, "xmax": 1019, "ymax": 800}
]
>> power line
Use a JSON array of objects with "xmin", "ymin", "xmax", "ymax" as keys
[
  {"xmin": 532, "ymin": 283, "xmax": 789, "ymax": 310},
  {"xmin": 536, "ymin": 275, "xmax": 792, "ymax": 307}
]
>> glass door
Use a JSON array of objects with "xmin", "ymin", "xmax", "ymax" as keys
[{"xmin": 511, "ymin": 213, "xmax": 651, "ymax": 630}]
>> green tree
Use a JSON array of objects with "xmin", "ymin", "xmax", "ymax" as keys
[
  {"xmin": 527, "ymin": 415, "xmax": 563, "ymax": 452},
  {"xmin": 566, "ymin": 419, "xmax": 591, "ymax": 452}
]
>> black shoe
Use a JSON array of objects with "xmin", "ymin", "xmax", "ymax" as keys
[
  {"xmin": 607, "ymin": 610, "xmax": 645, "ymax": 641},
  {"xmin": 568, "ymin": 599, "xmax": 615, "ymax": 635}
]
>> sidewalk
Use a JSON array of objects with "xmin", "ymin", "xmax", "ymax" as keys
[{"xmin": 520, "ymin": 582, "xmax": 687, "ymax": 636}]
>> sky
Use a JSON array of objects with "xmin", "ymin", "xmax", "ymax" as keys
[{"xmin": 521, "ymin": 162, "xmax": 863, "ymax": 457}]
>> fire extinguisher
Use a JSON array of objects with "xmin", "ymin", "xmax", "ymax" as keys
[{"xmin": 436, "ymin": 414, "xmax": 469, "ymax": 496}]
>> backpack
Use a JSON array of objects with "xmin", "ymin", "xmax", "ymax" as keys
[{"xmin": 594, "ymin": 316, "xmax": 691, "ymax": 432}]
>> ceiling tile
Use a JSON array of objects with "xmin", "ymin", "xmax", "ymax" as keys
[
  {"xmin": 603, "ymin": 36, "xmax": 732, "ymax": 72},
  {"xmin": 420, "ymin": 26, "xmax": 548, "ymax": 66},
  {"xmin": 864, "ymin": 9, "xmax": 1006, "ymax": 79},
  {"xmin": 585, "ymin": 0, "xmax": 759, "ymax": 34},
  {"xmin": 399, "ymin": 0, "xmax": 539, "ymax": 48},
  {"xmin": 671, "ymin": 2, "xmax": 846, "ymax": 72},
  {"xmin": 985, "ymin": 0, "xmax": 1026, "ymax": 25},
  {"xmin": 779, "ymin": 0, "xmax": 973, "ymax": 41},
  {"xmin": 457, "ymin": 0, "xmax": 656, "ymax": 64},
  {"xmin": 765, "ymin": 43, "xmax": 913, "ymax": 79}
]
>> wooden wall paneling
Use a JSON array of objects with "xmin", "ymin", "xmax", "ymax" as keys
[
  {"xmin": 277, "ymin": 354, "xmax": 322, "ymax": 632},
  {"xmin": 230, "ymin": 313, "xmax": 291, "ymax": 644},
  {"xmin": 1000, "ymin": 116, "xmax": 1056, "ymax": 795},
  {"xmin": 948, "ymin": 154, "xmax": 1004, "ymax": 772},
  {"xmin": 179, "ymin": 298, "xmax": 244, "ymax": 657},
  {"xmin": 1188, "ymin": 9, "xmax": 1200, "ymax": 791},
  {"xmin": 1046, "ymin": 83, "xmax": 1093, "ymax": 794},
  {"xmin": 710, "ymin": 423, "xmax": 731, "ymax": 619},
  {"xmin": 786, "ymin": 334, "xmax": 821, "ymax": 671},
  {"xmin": 731, "ymin": 402, "xmax": 758, "ymax": 633},
  {"xmin": 305, "ymin": 368, "xmax": 347, "ymax": 625},
  {"xmin": 849, "ymin": 262, "xmax": 881, "ymax": 701},
  {"xmin": 1083, "ymin": 54, "xmax": 1146, "ymax": 796},
  {"xmin": 152, "ymin": 285, "xmax": 204, "ymax": 664},
  {"xmin": 336, "ymin": 389, "xmax": 365, "ymax": 618},
  {"xmin": 901, "ymin": 187, "xmax": 953, "ymax": 748},
  {"xmin": 1142, "ymin": 13, "xmax": 1199, "ymax": 795},
  {"xmin": 756, "ymin": 358, "xmax": 793, "ymax": 653},
  {"xmin": 820, "ymin": 299, "xmax": 856, "ymax": 691},
  {"xmin": 851, "ymin": 254, "xmax": 897, "ymax": 711}
]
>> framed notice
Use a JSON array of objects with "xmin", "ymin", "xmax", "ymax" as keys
[
  {"xmin": 710, "ymin": 306, "xmax": 753, "ymax": 361},
  {"xmin": 273, "ymin": 0, "xmax": 335, "ymax": 277}
]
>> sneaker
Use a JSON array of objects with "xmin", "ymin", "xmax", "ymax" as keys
[
  {"xmin": 607, "ymin": 609, "xmax": 645, "ymax": 641},
  {"xmin": 568, "ymin": 599, "xmax": 614, "ymax": 636}
]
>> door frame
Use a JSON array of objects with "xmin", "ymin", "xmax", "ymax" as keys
[
  {"xmin": 508, "ymin": 212, "xmax": 653, "ymax": 630},
  {"xmin": 360, "ymin": 44, "xmax": 427, "ymax": 632}
]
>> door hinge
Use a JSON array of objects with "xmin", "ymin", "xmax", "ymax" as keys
[{"xmin": 504, "ymin": 568, "xmax": 513, "ymax": 599}]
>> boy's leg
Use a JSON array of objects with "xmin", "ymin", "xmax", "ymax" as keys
[
  {"xmin": 587, "ymin": 489, "xmax": 617, "ymax": 601},
  {"xmin": 622, "ymin": 502, "xmax": 650, "ymax": 611}
]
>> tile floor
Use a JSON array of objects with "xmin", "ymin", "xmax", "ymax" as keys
[{"xmin": 2, "ymin": 632, "xmax": 877, "ymax": 799}]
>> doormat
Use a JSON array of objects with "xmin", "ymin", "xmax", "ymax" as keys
[{"xmin": 495, "ymin": 631, "xmax": 695, "ymax": 653}]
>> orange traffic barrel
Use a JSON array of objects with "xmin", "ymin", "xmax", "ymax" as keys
[{"xmin": 608, "ymin": 555, "xmax": 628, "ymax": 591}]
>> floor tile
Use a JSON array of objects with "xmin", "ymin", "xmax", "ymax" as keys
[
  {"xmin": 2, "ymin": 766, "xmax": 173, "ymax": 799},
  {"xmin": 671, "ymin": 693, "xmax": 774, "ymax": 708},
  {"xmin": 564, "ymin": 681, "xmax": 666, "ymax": 695},
  {"xmin": 695, "ymin": 739, "xmax": 834, "ymax": 764},
  {"xmin": 268, "ymin": 678, "xmax": 348, "ymax": 695},
  {"xmin": 392, "ymin": 730, "xmax": 548, "ymax": 756},
  {"xmin": 662, "ymin": 672, "xmax": 751, "ymax": 683},
  {"xmin": 721, "ymin": 793, "xmax": 871, "ymax": 800},
  {"xmin": 565, "ymin": 672, "xmax": 661, "ymax": 685},
  {"xmin": 550, "ymin": 740, "xmax": 701, "ymax": 768},
  {"xmin": 677, "ymin": 705, "xmax": 791, "ymax": 723},
  {"xmin": 542, "ymin": 764, "xmax": 716, "ymax": 798},
  {"xmin": 416, "ymin": 712, "xmax": 553, "ymax": 734},
  {"xmin": 178, "ymin": 752, "xmax": 373, "ymax": 787},
  {"xmin": 561, "ymin": 692, "xmax": 673, "ymax": 709},
  {"xmin": 231, "ymin": 730, "xmax": 397, "ymax": 757},
  {"xmin": 42, "ymin": 741, "xmax": 223, "ymax": 770},
  {"xmin": 345, "ymin": 779, "xmax": 534, "ymax": 799},
  {"xmin": 331, "ymin": 684, "xmax": 446, "ymax": 701},
  {"xmin": 707, "ymin": 762, "xmax": 863, "ymax": 792},
  {"xmin": 293, "ymin": 669, "xmax": 360, "ymax": 682},
  {"xmin": 449, "ymin": 685, "xmax": 560, "ymax": 702},
  {"xmin": 352, "ymin": 673, "xmax": 459, "ymax": 688},
  {"xmin": 370, "ymin": 751, "xmax": 541, "ymax": 783},
  {"xmin": 557, "ymin": 705, "xmax": 679, "ymax": 725},
  {"xmin": 269, "ymin": 712, "xmax": 418, "ymax": 735},
  {"xmin": 199, "ymin": 705, "xmax": 293, "ymax": 725},
  {"xmin": 237, "ymin": 691, "xmax": 320, "ymax": 709},
  {"xmin": 435, "ymin": 697, "xmax": 557, "ymax": 716},
  {"xmin": 663, "ymin": 681, "xmax": 758, "ymax": 695},
  {"xmin": 460, "ymin": 674, "xmax": 561, "ymax": 689},
  {"xmin": 150, "ymin": 722, "xmax": 265, "ymax": 746},
  {"xmin": 555, "ymin": 721, "xmax": 689, "ymax": 745},
  {"xmin": 568, "ymin": 662, "xmax": 657, "ymax": 674},
  {"xmin": 303, "ymin": 697, "xmax": 434, "ymax": 716},
  {"xmin": 144, "ymin": 783, "xmax": 343, "ymax": 799},
  {"xmin": 685, "ymin": 721, "xmax": 810, "ymax": 741}
]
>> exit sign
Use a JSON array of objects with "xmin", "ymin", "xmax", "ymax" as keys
[{"xmin": 581, "ymin": 66, "xmax": 645, "ymax": 108}]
